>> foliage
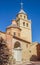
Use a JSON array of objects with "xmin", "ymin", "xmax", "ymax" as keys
[{"xmin": 0, "ymin": 37, "xmax": 9, "ymax": 65}]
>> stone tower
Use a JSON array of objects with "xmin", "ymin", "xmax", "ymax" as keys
[{"xmin": 16, "ymin": 3, "xmax": 32, "ymax": 42}]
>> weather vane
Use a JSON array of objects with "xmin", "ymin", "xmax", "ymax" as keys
[{"xmin": 20, "ymin": 0, "xmax": 23, "ymax": 9}]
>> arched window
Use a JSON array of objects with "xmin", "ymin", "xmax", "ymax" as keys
[
  {"xmin": 24, "ymin": 16, "xmax": 26, "ymax": 19},
  {"xmin": 20, "ymin": 15, "xmax": 22, "ymax": 17},
  {"xmin": 14, "ymin": 41, "xmax": 21, "ymax": 48},
  {"xmin": 26, "ymin": 23, "xmax": 28, "ymax": 27},
  {"xmin": 23, "ymin": 22, "xmax": 25, "ymax": 26}
]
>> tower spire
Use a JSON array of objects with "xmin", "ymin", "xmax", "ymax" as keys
[
  {"xmin": 20, "ymin": 0, "xmax": 23, "ymax": 9},
  {"xmin": 19, "ymin": 0, "xmax": 26, "ymax": 14}
]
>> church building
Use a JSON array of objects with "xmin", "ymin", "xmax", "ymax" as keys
[{"xmin": 0, "ymin": 2, "xmax": 40, "ymax": 62}]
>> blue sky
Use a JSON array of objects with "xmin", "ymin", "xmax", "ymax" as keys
[{"xmin": 0, "ymin": 0, "xmax": 40, "ymax": 42}]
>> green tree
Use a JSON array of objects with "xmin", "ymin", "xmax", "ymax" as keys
[{"xmin": 0, "ymin": 37, "xmax": 9, "ymax": 65}]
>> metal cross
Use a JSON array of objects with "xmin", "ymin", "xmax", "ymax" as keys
[{"xmin": 20, "ymin": 1, "xmax": 23, "ymax": 9}]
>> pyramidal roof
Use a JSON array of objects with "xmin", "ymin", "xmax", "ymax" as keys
[
  {"xmin": 19, "ymin": 9, "xmax": 26, "ymax": 14},
  {"xmin": 18, "ymin": 2, "xmax": 26, "ymax": 15}
]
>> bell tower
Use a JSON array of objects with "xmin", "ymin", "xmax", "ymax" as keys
[{"xmin": 16, "ymin": 2, "xmax": 32, "ymax": 42}]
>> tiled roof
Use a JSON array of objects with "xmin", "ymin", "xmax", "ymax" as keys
[{"xmin": 7, "ymin": 24, "xmax": 21, "ymax": 30}]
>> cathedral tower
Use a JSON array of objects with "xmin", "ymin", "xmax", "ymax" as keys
[{"xmin": 16, "ymin": 2, "xmax": 32, "ymax": 42}]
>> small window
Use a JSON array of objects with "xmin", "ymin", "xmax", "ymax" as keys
[
  {"xmin": 20, "ymin": 15, "xmax": 22, "ymax": 17},
  {"xmin": 24, "ymin": 16, "xmax": 26, "ymax": 19},
  {"xmin": 14, "ymin": 32, "xmax": 16, "ymax": 36},
  {"xmin": 26, "ymin": 23, "xmax": 28, "ymax": 27},
  {"xmin": 23, "ymin": 22, "xmax": 25, "ymax": 26}
]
